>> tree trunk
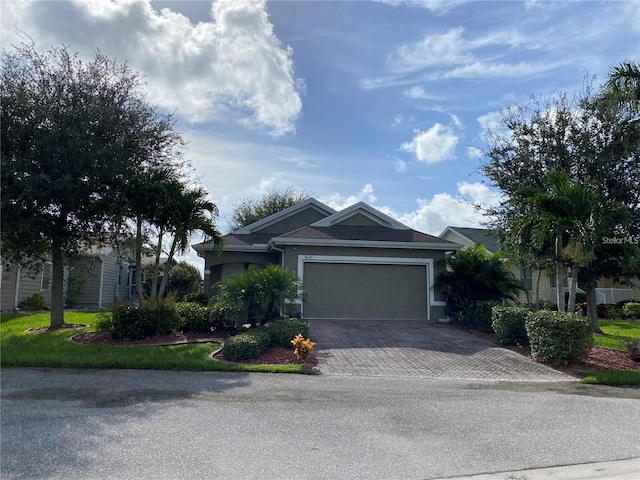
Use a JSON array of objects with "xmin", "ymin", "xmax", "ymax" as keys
[
  {"xmin": 135, "ymin": 216, "xmax": 144, "ymax": 308},
  {"xmin": 567, "ymin": 263, "xmax": 580, "ymax": 313},
  {"xmin": 50, "ymin": 238, "xmax": 65, "ymax": 326},
  {"xmin": 157, "ymin": 239, "xmax": 177, "ymax": 299},
  {"xmin": 556, "ymin": 259, "xmax": 565, "ymax": 312},
  {"xmin": 535, "ymin": 268, "xmax": 542, "ymax": 307},
  {"xmin": 149, "ymin": 228, "xmax": 164, "ymax": 308},
  {"xmin": 585, "ymin": 281, "xmax": 603, "ymax": 333}
]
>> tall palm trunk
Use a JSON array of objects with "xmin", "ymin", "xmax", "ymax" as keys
[
  {"xmin": 567, "ymin": 263, "xmax": 580, "ymax": 313},
  {"xmin": 556, "ymin": 259, "xmax": 565, "ymax": 312},
  {"xmin": 584, "ymin": 280, "xmax": 603, "ymax": 333}
]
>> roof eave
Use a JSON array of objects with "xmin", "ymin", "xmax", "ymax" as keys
[{"xmin": 272, "ymin": 238, "xmax": 463, "ymax": 250}]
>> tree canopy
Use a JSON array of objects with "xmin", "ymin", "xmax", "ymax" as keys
[
  {"xmin": 0, "ymin": 43, "xmax": 210, "ymax": 325},
  {"xmin": 229, "ymin": 187, "xmax": 309, "ymax": 231},
  {"xmin": 481, "ymin": 70, "xmax": 640, "ymax": 331}
]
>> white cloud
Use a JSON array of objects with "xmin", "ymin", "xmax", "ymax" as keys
[
  {"xmin": 403, "ymin": 86, "xmax": 442, "ymax": 100},
  {"xmin": 467, "ymin": 146, "xmax": 483, "ymax": 160},
  {"xmin": 394, "ymin": 158, "xmax": 407, "ymax": 173},
  {"xmin": 1, "ymin": 0, "xmax": 302, "ymax": 135},
  {"xmin": 322, "ymin": 184, "xmax": 378, "ymax": 212},
  {"xmin": 374, "ymin": 0, "xmax": 470, "ymax": 15},
  {"xmin": 477, "ymin": 111, "xmax": 503, "ymax": 132},
  {"xmin": 391, "ymin": 113, "xmax": 415, "ymax": 127},
  {"xmin": 449, "ymin": 113, "xmax": 463, "ymax": 129},
  {"xmin": 322, "ymin": 182, "xmax": 501, "ymax": 236},
  {"xmin": 401, "ymin": 124, "xmax": 459, "ymax": 164}
]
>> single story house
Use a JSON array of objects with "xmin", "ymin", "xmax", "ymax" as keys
[
  {"xmin": 439, "ymin": 226, "xmax": 640, "ymax": 305},
  {"xmin": 193, "ymin": 198, "xmax": 462, "ymax": 321}
]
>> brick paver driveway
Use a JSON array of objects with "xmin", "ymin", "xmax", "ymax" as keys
[{"xmin": 310, "ymin": 319, "xmax": 575, "ymax": 382}]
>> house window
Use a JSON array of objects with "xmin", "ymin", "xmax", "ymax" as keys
[
  {"xmin": 520, "ymin": 267, "xmax": 533, "ymax": 291},
  {"xmin": 549, "ymin": 274, "xmax": 556, "ymax": 288},
  {"xmin": 118, "ymin": 264, "xmax": 128, "ymax": 287},
  {"xmin": 41, "ymin": 262, "xmax": 52, "ymax": 290}
]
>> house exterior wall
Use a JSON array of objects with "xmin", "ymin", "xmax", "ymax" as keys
[
  {"xmin": 201, "ymin": 250, "xmax": 280, "ymax": 297},
  {"xmin": 338, "ymin": 213, "xmax": 381, "ymax": 227},
  {"xmin": 1, "ymin": 266, "xmax": 17, "ymax": 310},
  {"xmin": 69, "ymin": 257, "xmax": 103, "ymax": 309}
]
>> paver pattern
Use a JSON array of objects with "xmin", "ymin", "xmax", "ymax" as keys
[{"xmin": 310, "ymin": 319, "xmax": 576, "ymax": 382}]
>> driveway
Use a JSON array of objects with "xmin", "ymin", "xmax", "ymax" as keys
[{"xmin": 310, "ymin": 319, "xmax": 575, "ymax": 381}]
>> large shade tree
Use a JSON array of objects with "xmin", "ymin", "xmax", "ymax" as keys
[
  {"xmin": 1, "ymin": 43, "xmax": 183, "ymax": 326},
  {"xmin": 482, "ymin": 73, "xmax": 640, "ymax": 331},
  {"xmin": 229, "ymin": 187, "xmax": 309, "ymax": 230}
]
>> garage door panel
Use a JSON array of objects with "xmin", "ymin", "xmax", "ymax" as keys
[{"xmin": 303, "ymin": 263, "xmax": 426, "ymax": 319}]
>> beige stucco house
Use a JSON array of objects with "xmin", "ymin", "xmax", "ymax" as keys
[{"xmin": 194, "ymin": 198, "xmax": 461, "ymax": 321}]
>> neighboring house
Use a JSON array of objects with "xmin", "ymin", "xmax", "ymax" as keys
[
  {"xmin": 439, "ymin": 226, "xmax": 640, "ymax": 305},
  {"xmin": 194, "ymin": 198, "xmax": 461, "ymax": 321},
  {"xmin": 0, "ymin": 247, "xmax": 142, "ymax": 311}
]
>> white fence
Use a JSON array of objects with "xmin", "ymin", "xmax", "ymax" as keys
[{"xmin": 540, "ymin": 287, "xmax": 639, "ymax": 305}]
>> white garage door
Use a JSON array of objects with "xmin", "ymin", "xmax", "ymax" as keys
[{"xmin": 303, "ymin": 262, "xmax": 427, "ymax": 319}]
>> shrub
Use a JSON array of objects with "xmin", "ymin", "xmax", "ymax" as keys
[
  {"xmin": 291, "ymin": 333, "xmax": 315, "ymax": 363},
  {"xmin": 177, "ymin": 302, "xmax": 212, "ymax": 332},
  {"xmin": 458, "ymin": 300, "xmax": 499, "ymax": 332},
  {"xmin": 597, "ymin": 303, "xmax": 613, "ymax": 319},
  {"xmin": 624, "ymin": 338, "xmax": 640, "ymax": 361},
  {"xmin": 536, "ymin": 298, "xmax": 555, "ymax": 311},
  {"xmin": 151, "ymin": 297, "xmax": 181, "ymax": 335},
  {"xmin": 19, "ymin": 293, "xmax": 48, "ymax": 311},
  {"xmin": 64, "ymin": 275, "xmax": 85, "ymax": 308},
  {"xmin": 525, "ymin": 310, "xmax": 593, "ymax": 367},
  {"xmin": 110, "ymin": 304, "xmax": 156, "ymax": 340},
  {"xmin": 222, "ymin": 329, "xmax": 271, "ymax": 362},
  {"xmin": 208, "ymin": 300, "xmax": 241, "ymax": 331},
  {"xmin": 266, "ymin": 318, "xmax": 310, "ymax": 347},
  {"xmin": 182, "ymin": 292, "xmax": 208, "ymax": 306},
  {"xmin": 623, "ymin": 302, "xmax": 640, "ymax": 319},
  {"xmin": 491, "ymin": 305, "xmax": 530, "ymax": 346}
]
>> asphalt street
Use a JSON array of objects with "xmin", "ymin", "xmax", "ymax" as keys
[{"xmin": 1, "ymin": 368, "xmax": 639, "ymax": 479}]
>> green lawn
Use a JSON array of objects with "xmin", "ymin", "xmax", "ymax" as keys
[
  {"xmin": 593, "ymin": 320, "xmax": 640, "ymax": 351},
  {"xmin": 0, "ymin": 312, "xmax": 313, "ymax": 374}
]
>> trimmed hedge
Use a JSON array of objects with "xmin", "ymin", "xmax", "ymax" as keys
[
  {"xmin": 491, "ymin": 305, "xmax": 530, "ymax": 346},
  {"xmin": 525, "ymin": 310, "xmax": 592, "ymax": 367},
  {"xmin": 107, "ymin": 301, "xmax": 181, "ymax": 340},
  {"xmin": 265, "ymin": 318, "xmax": 310, "ymax": 347},
  {"xmin": 459, "ymin": 300, "xmax": 499, "ymax": 332},
  {"xmin": 223, "ymin": 329, "xmax": 271, "ymax": 362}
]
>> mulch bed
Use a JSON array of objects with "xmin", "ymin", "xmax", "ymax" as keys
[
  {"xmin": 68, "ymin": 330, "xmax": 318, "ymax": 368},
  {"xmin": 452, "ymin": 323, "xmax": 640, "ymax": 373},
  {"xmin": 27, "ymin": 324, "xmax": 88, "ymax": 333}
]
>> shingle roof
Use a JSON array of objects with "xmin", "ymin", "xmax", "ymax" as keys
[
  {"xmin": 276, "ymin": 225, "xmax": 449, "ymax": 244},
  {"xmin": 449, "ymin": 227, "xmax": 500, "ymax": 253},
  {"xmin": 223, "ymin": 233, "xmax": 274, "ymax": 247}
]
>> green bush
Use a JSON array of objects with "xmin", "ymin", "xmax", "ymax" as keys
[
  {"xmin": 222, "ymin": 329, "xmax": 271, "ymax": 361},
  {"xmin": 265, "ymin": 318, "xmax": 310, "ymax": 347},
  {"xmin": 19, "ymin": 293, "xmax": 48, "ymax": 311},
  {"xmin": 458, "ymin": 300, "xmax": 498, "ymax": 332},
  {"xmin": 491, "ymin": 305, "xmax": 530, "ymax": 346},
  {"xmin": 177, "ymin": 302, "xmax": 213, "ymax": 332},
  {"xmin": 525, "ymin": 310, "xmax": 593, "ymax": 367},
  {"xmin": 109, "ymin": 304, "xmax": 156, "ymax": 340},
  {"xmin": 623, "ymin": 302, "xmax": 640, "ymax": 318},
  {"xmin": 182, "ymin": 292, "xmax": 208, "ymax": 306},
  {"xmin": 151, "ymin": 297, "xmax": 181, "ymax": 335}
]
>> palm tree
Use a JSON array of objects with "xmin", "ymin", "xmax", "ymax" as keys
[
  {"xmin": 156, "ymin": 185, "xmax": 223, "ymax": 299},
  {"xmin": 511, "ymin": 172, "xmax": 630, "ymax": 328},
  {"xmin": 605, "ymin": 60, "xmax": 640, "ymax": 112}
]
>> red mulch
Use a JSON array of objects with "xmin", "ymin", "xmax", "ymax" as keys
[{"xmin": 452, "ymin": 323, "xmax": 640, "ymax": 374}]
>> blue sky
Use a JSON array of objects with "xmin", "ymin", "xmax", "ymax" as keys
[{"xmin": 2, "ymin": 0, "xmax": 638, "ymax": 269}]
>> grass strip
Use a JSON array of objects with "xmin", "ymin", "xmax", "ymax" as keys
[
  {"xmin": 1, "ymin": 312, "xmax": 313, "ymax": 374},
  {"xmin": 580, "ymin": 369, "xmax": 640, "ymax": 386}
]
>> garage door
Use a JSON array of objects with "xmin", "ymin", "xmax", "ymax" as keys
[{"xmin": 303, "ymin": 262, "xmax": 427, "ymax": 319}]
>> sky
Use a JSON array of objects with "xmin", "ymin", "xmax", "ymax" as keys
[{"xmin": 1, "ymin": 0, "xmax": 638, "ymax": 271}]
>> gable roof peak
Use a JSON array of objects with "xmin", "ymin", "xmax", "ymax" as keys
[
  {"xmin": 311, "ymin": 201, "xmax": 410, "ymax": 230},
  {"xmin": 233, "ymin": 197, "xmax": 336, "ymax": 234}
]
